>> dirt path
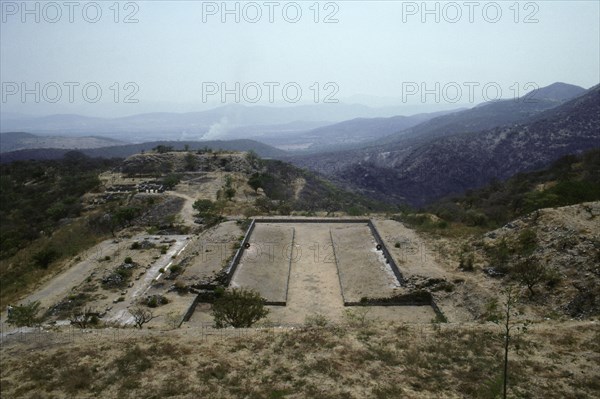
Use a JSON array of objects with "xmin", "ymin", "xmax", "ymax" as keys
[
  {"xmin": 168, "ymin": 192, "xmax": 197, "ymax": 227},
  {"xmin": 104, "ymin": 235, "xmax": 190, "ymax": 326},
  {"xmin": 13, "ymin": 239, "xmax": 124, "ymax": 311}
]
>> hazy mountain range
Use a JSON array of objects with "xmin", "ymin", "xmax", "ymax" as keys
[
  {"xmin": 1, "ymin": 82, "xmax": 597, "ymax": 207},
  {"xmin": 0, "ymin": 102, "xmax": 463, "ymax": 143},
  {"xmin": 0, "ymin": 132, "xmax": 125, "ymax": 153},
  {"xmin": 286, "ymin": 82, "xmax": 599, "ymax": 206}
]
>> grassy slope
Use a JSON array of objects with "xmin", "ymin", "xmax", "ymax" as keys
[{"xmin": 1, "ymin": 322, "xmax": 598, "ymax": 398}]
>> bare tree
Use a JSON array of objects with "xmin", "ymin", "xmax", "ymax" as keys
[
  {"xmin": 496, "ymin": 285, "xmax": 530, "ymax": 399},
  {"xmin": 130, "ymin": 306, "xmax": 157, "ymax": 329},
  {"xmin": 69, "ymin": 307, "xmax": 96, "ymax": 329}
]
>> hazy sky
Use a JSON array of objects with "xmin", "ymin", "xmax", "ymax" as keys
[{"xmin": 1, "ymin": 0, "xmax": 599, "ymax": 116}]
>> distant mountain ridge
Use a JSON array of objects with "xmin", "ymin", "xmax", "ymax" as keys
[
  {"xmin": 286, "ymin": 82, "xmax": 598, "ymax": 206},
  {"xmin": 0, "ymin": 139, "xmax": 286, "ymax": 163},
  {"xmin": 0, "ymin": 132, "xmax": 125, "ymax": 153},
  {"xmin": 0, "ymin": 103, "xmax": 441, "ymax": 142},
  {"xmin": 251, "ymin": 109, "xmax": 461, "ymax": 153}
]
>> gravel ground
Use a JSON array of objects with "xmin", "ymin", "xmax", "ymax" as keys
[
  {"xmin": 230, "ymin": 223, "xmax": 294, "ymax": 302},
  {"xmin": 332, "ymin": 223, "xmax": 401, "ymax": 302}
]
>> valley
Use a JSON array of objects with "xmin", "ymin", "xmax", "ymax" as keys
[
  {"xmin": 2, "ymin": 2, "xmax": 599, "ymax": 396},
  {"xmin": 0, "ymin": 145, "xmax": 598, "ymax": 398},
  {"xmin": 1, "ymin": 86, "xmax": 599, "ymax": 399}
]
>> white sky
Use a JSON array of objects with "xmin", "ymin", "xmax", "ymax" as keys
[{"xmin": 1, "ymin": 0, "xmax": 599, "ymax": 116}]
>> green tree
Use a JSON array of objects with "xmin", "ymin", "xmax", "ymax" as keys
[
  {"xmin": 184, "ymin": 153, "xmax": 197, "ymax": 171},
  {"xmin": 211, "ymin": 288, "xmax": 269, "ymax": 328},
  {"xmin": 153, "ymin": 145, "xmax": 173, "ymax": 154},
  {"xmin": 512, "ymin": 257, "xmax": 548, "ymax": 297},
  {"xmin": 192, "ymin": 199, "xmax": 215, "ymax": 216},
  {"xmin": 32, "ymin": 247, "xmax": 60, "ymax": 269},
  {"xmin": 113, "ymin": 207, "xmax": 139, "ymax": 227},
  {"xmin": 162, "ymin": 174, "xmax": 181, "ymax": 189},
  {"xmin": 7, "ymin": 301, "xmax": 41, "ymax": 327},
  {"xmin": 517, "ymin": 229, "xmax": 537, "ymax": 255},
  {"xmin": 224, "ymin": 187, "xmax": 236, "ymax": 200}
]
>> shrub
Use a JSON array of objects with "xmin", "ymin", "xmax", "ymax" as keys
[
  {"xmin": 174, "ymin": 281, "xmax": 188, "ymax": 294},
  {"xmin": 225, "ymin": 187, "xmax": 236, "ymax": 200},
  {"xmin": 147, "ymin": 295, "xmax": 169, "ymax": 308},
  {"xmin": 130, "ymin": 242, "xmax": 141, "ymax": 250},
  {"xmin": 485, "ymin": 239, "xmax": 510, "ymax": 271},
  {"xmin": 7, "ymin": 301, "xmax": 41, "ymax": 327},
  {"xmin": 459, "ymin": 252, "xmax": 475, "ymax": 271},
  {"xmin": 124, "ymin": 256, "xmax": 133, "ymax": 264},
  {"xmin": 347, "ymin": 206, "xmax": 365, "ymax": 216},
  {"xmin": 517, "ymin": 229, "xmax": 537, "ymax": 254},
  {"xmin": 170, "ymin": 264, "xmax": 182, "ymax": 275},
  {"xmin": 211, "ymin": 288, "xmax": 269, "ymax": 328},
  {"xmin": 33, "ymin": 247, "xmax": 60, "ymax": 269},
  {"xmin": 464, "ymin": 210, "xmax": 488, "ymax": 227},
  {"xmin": 305, "ymin": 313, "xmax": 329, "ymax": 327}
]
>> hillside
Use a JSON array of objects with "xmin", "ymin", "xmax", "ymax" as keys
[
  {"xmin": 384, "ymin": 84, "xmax": 599, "ymax": 205},
  {"xmin": 288, "ymin": 83, "xmax": 598, "ymax": 206},
  {"xmin": 475, "ymin": 202, "xmax": 600, "ymax": 318},
  {"xmin": 0, "ymin": 149, "xmax": 386, "ymax": 306},
  {"xmin": 1, "ymin": 150, "xmax": 599, "ymax": 399},
  {"xmin": 0, "ymin": 132, "xmax": 125, "ymax": 153},
  {"xmin": 1, "ymin": 321, "xmax": 598, "ymax": 398},
  {"xmin": 428, "ymin": 149, "xmax": 600, "ymax": 227},
  {"xmin": 286, "ymin": 83, "xmax": 586, "ymax": 173},
  {"xmin": 119, "ymin": 150, "xmax": 386, "ymax": 215}
]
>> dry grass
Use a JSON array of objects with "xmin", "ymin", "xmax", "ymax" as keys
[{"xmin": 1, "ymin": 321, "xmax": 598, "ymax": 398}]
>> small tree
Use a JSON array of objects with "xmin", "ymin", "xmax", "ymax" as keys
[
  {"xmin": 512, "ymin": 257, "xmax": 547, "ymax": 297},
  {"xmin": 224, "ymin": 187, "xmax": 236, "ymax": 200},
  {"xmin": 33, "ymin": 247, "xmax": 60, "ymax": 269},
  {"xmin": 211, "ymin": 288, "xmax": 269, "ymax": 328},
  {"xmin": 7, "ymin": 301, "xmax": 41, "ymax": 327},
  {"xmin": 130, "ymin": 305, "xmax": 157, "ymax": 329},
  {"xmin": 517, "ymin": 229, "xmax": 537, "ymax": 255},
  {"xmin": 193, "ymin": 199, "xmax": 215, "ymax": 215},
  {"xmin": 162, "ymin": 174, "xmax": 182, "ymax": 189},
  {"xmin": 494, "ymin": 285, "xmax": 529, "ymax": 399}
]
